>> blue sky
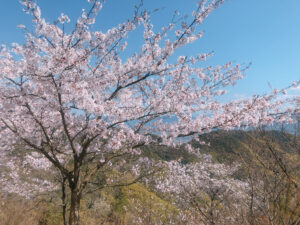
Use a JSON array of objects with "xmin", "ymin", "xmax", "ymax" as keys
[{"xmin": 0, "ymin": 0, "xmax": 299, "ymax": 98}]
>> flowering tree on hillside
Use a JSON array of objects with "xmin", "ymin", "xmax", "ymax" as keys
[
  {"xmin": 0, "ymin": 0, "xmax": 299, "ymax": 224},
  {"xmin": 155, "ymin": 157, "xmax": 249, "ymax": 225}
]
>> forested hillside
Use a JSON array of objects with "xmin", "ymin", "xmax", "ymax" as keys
[{"xmin": 1, "ymin": 129, "xmax": 299, "ymax": 225}]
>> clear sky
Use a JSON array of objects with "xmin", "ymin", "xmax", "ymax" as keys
[{"xmin": 0, "ymin": 0, "xmax": 299, "ymax": 99}]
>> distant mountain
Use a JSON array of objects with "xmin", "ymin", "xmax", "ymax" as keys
[
  {"xmin": 195, "ymin": 129, "xmax": 299, "ymax": 163},
  {"xmin": 143, "ymin": 129, "xmax": 300, "ymax": 166}
]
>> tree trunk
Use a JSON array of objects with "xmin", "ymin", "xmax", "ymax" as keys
[
  {"xmin": 69, "ymin": 187, "xmax": 81, "ymax": 225},
  {"xmin": 61, "ymin": 177, "xmax": 67, "ymax": 225}
]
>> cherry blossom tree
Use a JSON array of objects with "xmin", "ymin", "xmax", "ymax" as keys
[
  {"xmin": 0, "ymin": 151, "xmax": 55, "ymax": 198},
  {"xmin": 155, "ymin": 156, "xmax": 250, "ymax": 225},
  {"xmin": 0, "ymin": 0, "xmax": 299, "ymax": 224}
]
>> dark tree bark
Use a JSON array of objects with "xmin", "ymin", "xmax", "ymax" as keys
[
  {"xmin": 61, "ymin": 176, "xmax": 67, "ymax": 225},
  {"xmin": 69, "ymin": 185, "xmax": 82, "ymax": 225}
]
